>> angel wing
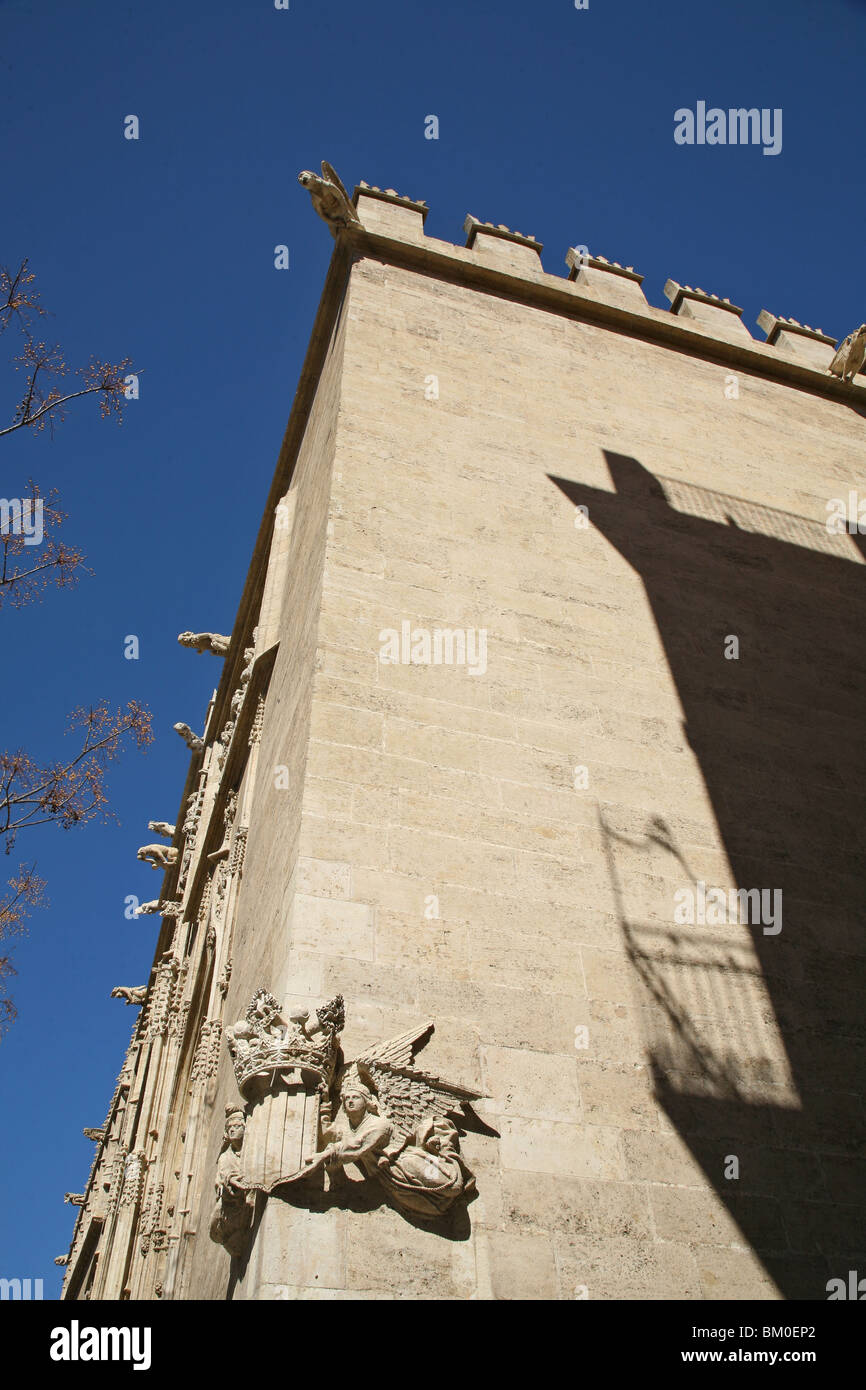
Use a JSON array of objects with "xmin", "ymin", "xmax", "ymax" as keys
[
  {"xmin": 348, "ymin": 1022, "xmax": 484, "ymax": 1144},
  {"xmin": 321, "ymin": 160, "xmax": 357, "ymax": 217}
]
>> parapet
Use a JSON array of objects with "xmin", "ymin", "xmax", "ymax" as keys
[{"xmin": 304, "ymin": 163, "xmax": 859, "ymax": 397}]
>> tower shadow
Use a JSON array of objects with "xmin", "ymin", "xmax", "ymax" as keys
[{"xmin": 551, "ymin": 454, "xmax": 866, "ymax": 1300}]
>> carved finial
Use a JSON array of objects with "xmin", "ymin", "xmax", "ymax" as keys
[
  {"xmin": 174, "ymin": 722, "xmax": 204, "ymax": 753},
  {"xmin": 828, "ymin": 324, "xmax": 866, "ymax": 383},
  {"xmin": 298, "ymin": 161, "xmax": 360, "ymax": 238},
  {"xmin": 177, "ymin": 632, "xmax": 230, "ymax": 657}
]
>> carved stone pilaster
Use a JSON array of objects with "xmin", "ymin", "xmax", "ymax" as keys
[
  {"xmin": 217, "ymin": 959, "xmax": 233, "ymax": 999},
  {"xmin": 106, "ymin": 1146, "xmax": 128, "ymax": 1217},
  {"xmin": 230, "ymin": 828, "xmax": 248, "ymax": 877},
  {"xmin": 249, "ymin": 694, "xmax": 266, "ymax": 747},
  {"xmin": 212, "ymin": 860, "xmax": 229, "ymax": 926},
  {"xmin": 120, "ymin": 1150, "xmax": 147, "ymax": 1208},
  {"xmin": 147, "ymin": 953, "xmax": 181, "ymax": 1039},
  {"xmin": 177, "ymin": 782, "xmax": 204, "ymax": 895},
  {"xmin": 139, "ymin": 1179, "xmax": 165, "ymax": 1256},
  {"xmin": 191, "ymin": 1019, "xmax": 223, "ymax": 1088}
]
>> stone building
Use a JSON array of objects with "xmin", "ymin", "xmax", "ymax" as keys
[{"xmin": 62, "ymin": 171, "xmax": 866, "ymax": 1301}]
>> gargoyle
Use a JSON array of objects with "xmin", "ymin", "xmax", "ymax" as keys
[
  {"xmin": 174, "ymin": 722, "xmax": 204, "ymax": 753},
  {"xmin": 177, "ymin": 631, "xmax": 230, "ymax": 657},
  {"xmin": 298, "ymin": 161, "xmax": 361, "ymax": 237},
  {"xmin": 147, "ymin": 820, "xmax": 175, "ymax": 838},
  {"xmin": 828, "ymin": 324, "xmax": 866, "ymax": 383},
  {"xmin": 111, "ymin": 986, "xmax": 147, "ymax": 1006},
  {"xmin": 64, "ymin": 1194, "xmax": 85, "ymax": 1206},
  {"xmin": 54, "ymin": 1256, "xmax": 69, "ymax": 1267},
  {"xmin": 82, "ymin": 1128, "xmax": 105, "ymax": 1142},
  {"xmin": 137, "ymin": 844, "xmax": 179, "ymax": 871}
]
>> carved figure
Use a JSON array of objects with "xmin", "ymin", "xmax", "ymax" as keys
[
  {"xmin": 64, "ymin": 1193, "xmax": 85, "ymax": 1206},
  {"xmin": 54, "ymin": 1256, "xmax": 68, "ymax": 1267},
  {"xmin": 177, "ymin": 631, "xmax": 231, "ymax": 656},
  {"xmin": 82, "ymin": 1128, "xmax": 105, "ymax": 1142},
  {"xmin": 174, "ymin": 722, "xmax": 204, "ymax": 752},
  {"xmin": 298, "ymin": 161, "xmax": 361, "ymax": 237},
  {"xmin": 147, "ymin": 820, "xmax": 175, "ymax": 839},
  {"xmin": 304, "ymin": 1022, "xmax": 481, "ymax": 1219},
  {"xmin": 828, "ymin": 324, "xmax": 866, "ymax": 383},
  {"xmin": 137, "ymin": 844, "xmax": 179, "ymax": 871},
  {"xmin": 208, "ymin": 1106, "xmax": 254, "ymax": 1257},
  {"xmin": 111, "ymin": 986, "xmax": 147, "ymax": 1006}
]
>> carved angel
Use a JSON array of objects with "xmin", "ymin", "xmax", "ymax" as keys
[
  {"xmin": 828, "ymin": 324, "xmax": 866, "ymax": 384},
  {"xmin": 297, "ymin": 161, "xmax": 361, "ymax": 237},
  {"xmin": 304, "ymin": 1023, "xmax": 482, "ymax": 1219}
]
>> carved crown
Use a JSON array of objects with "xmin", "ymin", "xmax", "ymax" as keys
[{"xmin": 226, "ymin": 988, "xmax": 344, "ymax": 1098}]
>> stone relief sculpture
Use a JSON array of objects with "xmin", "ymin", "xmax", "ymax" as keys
[
  {"xmin": 218, "ymin": 992, "xmax": 481, "ymax": 1239},
  {"xmin": 303, "ymin": 1022, "xmax": 482, "ymax": 1219},
  {"xmin": 208, "ymin": 1106, "xmax": 254, "ymax": 1257},
  {"xmin": 111, "ymin": 986, "xmax": 147, "ymax": 1006},
  {"xmin": 177, "ymin": 631, "xmax": 231, "ymax": 656},
  {"xmin": 828, "ymin": 323, "xmax": 866, "ymax": 383},
  {"xmin": 174, "ymin": 722, "xmax": 204, "ymax": 753},
  {"xmin": 147, "ymin": 820, "xmax": 175, "ymax": 839},
  {"xmin": 298, "ymin": 161, "xmax": 361, "ymax": 237},
  {"xmin": 137, "ymin": 844, "xmax": 179, "ymax": 871},
  {"xmin": 224, "ymin": 990, "xmax": 345, "ymax": 1194}
]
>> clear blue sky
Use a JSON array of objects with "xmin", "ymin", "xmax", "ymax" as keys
[{"xmin": 0, "ymin": 0, "xmax": 862, "ymax": 1295}]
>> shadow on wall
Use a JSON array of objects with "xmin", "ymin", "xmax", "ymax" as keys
[{"xmin": 551, "ymin": 453, "xmax": 866, "ymax": 1301}]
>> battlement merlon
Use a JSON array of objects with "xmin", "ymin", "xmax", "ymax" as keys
[
  {"xmin": 566, "ymin": 246, "xmax": 648, "ymax": 312},
  {"xmin": 757, "ymin": 310, "xmax": 838, "ymax": 370},
  {"xmin": 664, "ymin": 279, "xmax": 751, "ymax": 341}
]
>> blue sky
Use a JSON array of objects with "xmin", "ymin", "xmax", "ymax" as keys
[{"xmin": 0, "ymin": 0, "xmax": 862, "ymax": 1295}]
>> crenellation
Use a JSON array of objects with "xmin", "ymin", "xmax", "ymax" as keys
[{"xmin": 757, "ymin": 309, "xmax": 838, "ymax": 371}]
